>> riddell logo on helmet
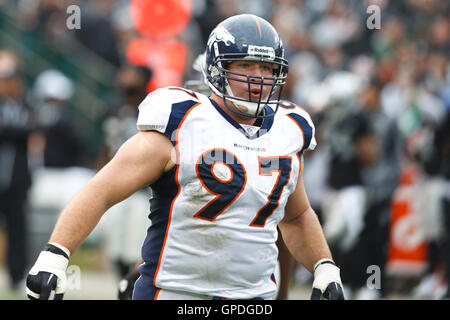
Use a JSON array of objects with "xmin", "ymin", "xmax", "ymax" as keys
[{"xmin": 248, "ymin": 45, "xmax": 275, "ymax": 59}]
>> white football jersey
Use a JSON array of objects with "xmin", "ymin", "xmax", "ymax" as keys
[{"xmin": 136, "ymin": 87, "xmax": 316, "ymax": 299}]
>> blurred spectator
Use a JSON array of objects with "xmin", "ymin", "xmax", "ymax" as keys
[
  {"xmin": 0, "ymin": 49, "xmax": 34, "ymax": 291},
  {"xmin": 194, "ymin": 0, "xmax": 242, "ymax": 45},
  {"xmin": 15, "ymin": 0, "xmax": 122, "ymax": 66},
  {"xmin": 29, "ymin": 69, "xmax": 85, "ymax": 169},
  {"xmin": 350, "ymin": 79, "xmax": 401, "ymax": 299},
  {"xmin": 73, "ymin": 0, "xmax": 122, "ymax": 66},
  {"xmin": 310, "ymin": 0, "xmax": 360, "ymax": 51},
  {"xmin": 32, "ymin": 0, "xmax": 70, "ymax": 42},
  {"xmin": 96, "ymin": 64, "xmax": 152, "ymax": 278},
  {"xmin": 97, "ymin": 65, "xmax": 152, "ymax": 167},
  {"xmin": 287, "ymin": 51, "xmax": 324, "ymax": 106},
  {"xmin": 406, "ymin": 73, "xmax": 449, "ymax": 298},
  {"xmin": 317, "ymin": 72, "xmax": 379, "ymax": 297}
]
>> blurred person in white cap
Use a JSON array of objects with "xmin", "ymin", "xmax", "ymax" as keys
[
  {"xmin": 0, "ymin": 49, "xmax": 35, "ymax": 291},
  {"xmin": 30, "ymin": 69, "xmax": 85, "ymax": 169}
]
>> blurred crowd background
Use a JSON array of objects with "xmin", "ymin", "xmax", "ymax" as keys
[{"xmin": 0, "ymin": 0, "xmax": 449, "ymax": 300}]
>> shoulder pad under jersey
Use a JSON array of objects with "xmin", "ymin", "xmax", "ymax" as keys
[
  {"xmin": 137, "ymin": 86, "xmax": 201, "ymax": 139},
  {"xmin": 278, "ymin": 100, "xmax": 317, "ymax": 152}
]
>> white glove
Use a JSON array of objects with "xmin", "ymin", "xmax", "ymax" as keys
[
  {"xmin": 311, "ymin": 258, "xmax": 345, "ymax": 300},
  {"xmin": 26, "ymin": 243, "xmax": 70, "ymax": 300}
]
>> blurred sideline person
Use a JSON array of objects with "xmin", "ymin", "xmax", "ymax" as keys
[
  {"xmin": 26, "ymin": 14, "xmax": 344, "ymax": 300},
  {"xmin": 26, "ymin": 69, "xmax": 94, "ymax": 267},
  {"xmin": 342, "ymin": 80, "xmax": 400, "ymax": 299},
  {"xmin": 29, "ymin": 70, "xmax": 84, "ymax": 169},
  {"xmin": 0, "ymin": 49, "xmax": 34, "ymax": 291},
  {"xmin": 410, "ymin": 101, "xmax": 450, "ymax": 299},
  {"xmin": 96, "ymin": 65, "xmax": 152, "ymax": 278}
]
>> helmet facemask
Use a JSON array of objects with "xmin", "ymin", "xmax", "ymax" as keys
[{"xmin": 203, "ymin": 50, "xmax": 288, "ymax": 119}]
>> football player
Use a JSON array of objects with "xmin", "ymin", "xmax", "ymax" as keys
[
  {"xmin": 26, "ymin": 14, "xmax": 344, "ymax": 300},
  {"xmin": 116, "ymin": 58, "xmax": 298, "ymax": 300}
]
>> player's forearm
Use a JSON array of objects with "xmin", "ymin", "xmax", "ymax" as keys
[
  {"xmin": 278, "ymin": 207, "xmax": 332, "ymax": 273},
  {"xmin": 48, "ymin": 179, "xmax": 113, "ymax": 254}
]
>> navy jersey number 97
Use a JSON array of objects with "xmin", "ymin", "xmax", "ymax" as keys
[{"xmin": 194, "ymin": 148, "xmax": 292, "ymax": 227}]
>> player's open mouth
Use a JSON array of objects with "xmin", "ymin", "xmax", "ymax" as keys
[{"xmin": 250, "ymin": 88, "xmax": 262, "ymax": 99}]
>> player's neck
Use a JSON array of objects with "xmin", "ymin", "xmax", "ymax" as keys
[{"xmin": 210, "ymin": 94, "xmax": 258, "ymax": 126}]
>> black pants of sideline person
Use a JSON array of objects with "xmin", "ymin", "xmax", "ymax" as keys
[
  {"xmin": 336, "ymin": 199, "xmax": 390, "ymax": 297},
  {"xmin": 443, "ymin": 196, "xmax": 450, "ymax": 299},
  {"xmin": 0, "ymin": 191, "xmax": 28, "ymax": 289}
]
